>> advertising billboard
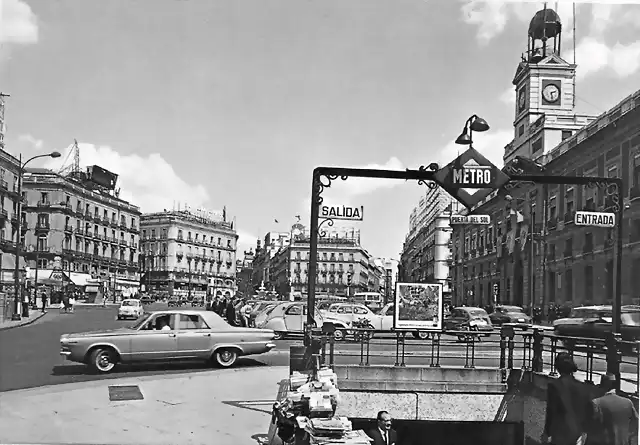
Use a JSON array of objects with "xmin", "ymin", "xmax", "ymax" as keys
[{"xmin": 394, "ymin": 282, "xmax": 443, "ymax": 331}]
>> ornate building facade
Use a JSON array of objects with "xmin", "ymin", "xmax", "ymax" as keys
[
  {"xmin": 139, "ymin": 209, "xmax": 238, "ymax": 300},
  {"xmin": 450, "ymin": 8, "xmax": 640, "ymax": 309}
]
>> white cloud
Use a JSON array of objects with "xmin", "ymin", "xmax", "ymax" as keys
[
  {"xmin": 236, "ymin": 229, "xmax": 258, "ymax": 256},
  {"xmin": 438, "ymin": 128, "xmax": 513, "ymax": 169},
  {"xmin": 43, "ymin": 142, "xmax": 210, "ymax": 213},
  {"xmin": 0, "ymin": 0, "xmax": 38, "ymax": 44},
  {"xmin": 18, "ymin": 134, "xmax": 43, "ymax": 150},
  {"xmin": 500, "ymin": 87, "xmax": 516, "ymax": 105},
  {"xmin": 298, "ymin": 156, "xmax": 406, "ymax": 221},
  {"xmin": 461, "ymin": 1, "xmax": 640, "ymax": 79}
]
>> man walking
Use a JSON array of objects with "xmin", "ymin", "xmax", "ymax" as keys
[
  {"xmin": 367, "ymin": 410, "xmax": 397, "ymax": 445},
  {"xmin": 590, "ymin": 374, "xmax": 638, "ymax": 445},
  {"xmin": 542, "ymin": 352, "xmax": 592, "ymax": 445},
  {"xmin": 225, "ymin": 297, "xmax": 237, "ymax": 326},
  {"xmin": 40, "ymin": 292, "xmax": 47, "ymax": 313}
]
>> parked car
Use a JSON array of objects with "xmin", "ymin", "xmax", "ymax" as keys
[
  {"xmin": 249, "ymin": 302, "xmax": 278, "ymax": 328},
  {"xmin": 444, "ymin": 307, "xmax": 493, "ymax": 340},
  {"xmin": 117, "ymin": 299, "xmax": 144, "ymax": 320},
  {"xmin": 168, "ymin": 298, "xmax": 183, "ymax": 307},
  {"xmin": 140, "ymin": 296, "xmax": 154, "ymax": 305},
  {"xmin": 256, "ymin": 302, "xmax": 323, "ymax": 339},
  {"xmin": 60, "ymin": 310, "xmax": 277, "ymax": 373},
  {"xmin": 489, "ymin": 305, "xmax": 532, "ymax": 329},
  {"xmin": 554, "ymin": 306, "xmax": 640, "ymax": 352}
]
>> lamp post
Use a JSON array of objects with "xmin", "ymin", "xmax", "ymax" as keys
[
  {"xmin": 454, "ymin": 115, "xmax": 490, "ymax": 147},
  {"xmin": 453, "ymin": 115, "xmax": 489, "ymax": 307},
  {"xmin": 11, "ymin": 151, "xmax": 61, "ymax": 321}
]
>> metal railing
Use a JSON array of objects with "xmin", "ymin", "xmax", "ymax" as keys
[{"xmin": 312, "ymin": 324, "xmax": 639, "ymax": 395}]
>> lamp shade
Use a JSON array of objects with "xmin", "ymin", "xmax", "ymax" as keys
[
  {"xmin": 455, "ymin": 131, "xmax": 472, "ymax": 145},
  {"xmin": 469, "ymin": 117, "xmax": 490, "ymax": 132},
  {"xmin": 50, "ymin": 151, "xmax": 62, "ymax": 158}
]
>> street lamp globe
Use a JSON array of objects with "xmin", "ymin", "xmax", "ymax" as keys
[
  {"xmin": 469, "ymin": 117, "xmax": 490, "ymax": 132},
  {"xmin": 49, "ymin": 151, "xmax": 62, "ymax": 158},
  {"xmin": 455, "ymin": 130, "xmax": 472, "ymax": 145}
]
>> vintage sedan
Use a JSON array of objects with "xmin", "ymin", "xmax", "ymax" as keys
[
  {"xmin": 256, "ymin": 302, "xmax": 323, "ymax": 339},
  {"xmin": 444, "ymin": 307, "xmax": 494, "ymax": 340},
  {"xmin": 60, "ymin": 310, "xmax": 277, "ymax": 373},
  {"xmin": 117, "ymin": 299, "xmax": 144, "ymax": 320},
  {"xmin": 489, "ymin": 305, "xmax": 532, "ymax": 329}
]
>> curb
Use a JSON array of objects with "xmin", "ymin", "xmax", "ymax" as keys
[
  {"xmin": 0, "ymin": 311, "xmax": 48, "ymax": 332},
  {"xmin": 0, "ymin": 365, "xmax": 290, "ymax": 397}
]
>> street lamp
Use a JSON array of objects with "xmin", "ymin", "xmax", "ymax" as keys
[
  {"xmin": 12, "ymin": 151, "xmax": 61, "ymax": 320},
  {"xmin": 455, "ymin": 115, "xmax": 490, "ymax": 146}
]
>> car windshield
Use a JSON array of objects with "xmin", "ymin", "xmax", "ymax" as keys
[
  {"xmin": 130, "ymin": 312, "xmax": 153, "ymax": 329},
  {"xmin": 622, "ymin": 312, "xmax": 640, "ymax": 326},
  {"xmin": 468, "ymin": 309, "xmax": 488, "ymax": 317},
  {"xmin": 570, "ymin": 308, "xmax": 612, "ymax": 319},
  {"xmin": 121, "ymin": 300, "xmax": 136, "ymax": 306},
  {"xmin": 503, "ymin": 307, "xmax": 524, "ymax": 313}
]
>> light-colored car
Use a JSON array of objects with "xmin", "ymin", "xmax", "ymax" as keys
[
  {"xmin": 444, "ymin": 307, "xmax": 494, "ymax": 340},
  {"xmin": 552, "ymin": 305, "xmax": 613, "ymax": 329},
  {"xmin": 117, "ymin": 299, "xmax": 144, "ymax": 320},
  {"xmin": 60, "ymin": 310, "xmax": 276, "ymax": 373},
  {"xmin": 489, "ymin": 305, "xmax": 532, "ymax": 329},
  {"xmin": 257, "ymin": 302, "xmax": 323, "ymax": 339},
  {"xmin": 249, "ymin": 302, "xmax": 278, "ymax": 327}
]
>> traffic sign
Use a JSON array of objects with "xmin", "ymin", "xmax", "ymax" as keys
[
  {"xmin": 450, "ymin": 215, "xmax": 491, "ymax": 225},
  {"xmin": 574, "ymin": 211, "xmax": 615, "ymax": 228},
  {"xmin": 433, "ymin": 147, "xmax": 510, "ymax": 209}
]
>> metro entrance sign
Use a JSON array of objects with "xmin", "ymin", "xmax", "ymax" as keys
[
  {"xmin": 432, "ymin": 147, "xmax": 510, "ymax": 209},
  {"xmin": 575, "ymin": 211, "xmax": 616, "ymax": 228}
]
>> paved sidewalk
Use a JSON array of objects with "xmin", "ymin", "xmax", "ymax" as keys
[
  {"xmin": 0, "ymin": 310, "xmax": 47, "ymax": 331},
  {"xmin": 0, "ymin": 366, "xmax": 289, "ymax": 445}
]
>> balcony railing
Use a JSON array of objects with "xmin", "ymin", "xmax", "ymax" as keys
[{"xmin": 35, "ymin": 222, "xmax": 50, "ymax": 231}]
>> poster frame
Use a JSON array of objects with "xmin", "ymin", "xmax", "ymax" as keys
[{"xmin": 393, "ymin": 282, "xmax": 444, "ymax": 331}]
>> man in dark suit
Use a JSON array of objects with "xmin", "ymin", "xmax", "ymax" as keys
[
  {"xmin": 368, "ymin": 410, "xmax": 398, "ymax": 445},
  {"xmin": 590, "ymin": 374, "xmax": 638, "ymax": 445},
  {"xmin": 542, "ymin": 352, "xmax": 592, "ymax": 445}
]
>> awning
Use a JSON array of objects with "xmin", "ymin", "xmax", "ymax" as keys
[{"xmin": 68, "ymin": 272, "xmax": 93, "ymax": 287}]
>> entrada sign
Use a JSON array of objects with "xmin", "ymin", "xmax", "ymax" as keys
[
  {"xmin": 321, "ymin": 205, "xmax": 364, "ymax": 221},
  {"xmin": 574, "ymin": 211, "xmax": 615, "ymax": 228}
]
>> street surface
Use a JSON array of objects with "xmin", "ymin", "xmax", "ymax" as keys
[
  {"xmin": 1, "ymin": 303, "xmax": 636, "ymax": 392},
  {"xmin": 0, "ymin": 303, "xmax": 291, "ymax": 392}
]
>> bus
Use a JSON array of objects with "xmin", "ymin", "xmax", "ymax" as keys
[{"xmin": 352, "ymin": 292, "xmax": 384, "ymax": 311}]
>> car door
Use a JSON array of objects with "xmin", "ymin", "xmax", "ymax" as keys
[
  {"xmin": 283, "ymin": 304, "xmax": 304, "ymax": 332},
  {"xmin": 353, "ymin": 305, "xmax": 371, "ymax": 325},
  {"xmin": 175, "ymin": 314, "xmax": 214, "ymax": 359},
  {"xmin": 130, "ymin": 313, "xmax": 179, "ymax": 361},
  {"xmin": 381, "ymin": 305, "xmax": 394, "ymax": 330},
  {"xmin": 336, "ymin": 305, "xmax": 355, "ymax": 325}
]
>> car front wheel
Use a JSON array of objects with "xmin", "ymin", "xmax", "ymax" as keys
[
  {"xmin": 89, "ymin": 347, "xmax": 118, "ymax": 373},
  {"xmin": 214, "ymin": 348, "xmax": 238, "ymax": 367}
]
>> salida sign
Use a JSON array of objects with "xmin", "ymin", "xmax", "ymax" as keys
[{"xmin": 321, "ymin": 205, "xmax": 364, "ymax": 221}]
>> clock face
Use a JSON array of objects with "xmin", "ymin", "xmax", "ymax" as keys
[{"xmin": 542, "ymin": 84, "xmax": 560, "ymax": 103}]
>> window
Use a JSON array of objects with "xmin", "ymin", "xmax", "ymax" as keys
[
  {"xmin": 285, "ymin": 305, "xmax": 302, "ymax": 316},
  {"xmin": 40, "ymin": 192, "xmax": 49, "ymax": 204},
  {"xmin": 178, "ymin": 314, "xmax": 208, "ymax": 330},
  {"xmin": 548, "ymin": 196, "xmax": 557, "ymax": 221},
  {"xmin": 563, "ymin": 238, "xmax": 573, "ymax": 257},
  {"xmin": 584, "ymin": 265, "xmax": 593, "ymax": 302},
  {"xmin": 227, "ymin": 239, "xmax": 232, "ymax": 248},
  {"xmin": 561, "ymin": 130, "xmax": 572, "ymax": 140},
  {"xmin": 37, "ymin": 235, "xmax": 47, "ymax": 251},
  {"xmin": 518, "ymin": 125, "xmax": 525, "ymax": 136},
  {"xmin": 532, "ymin": 137, "xmax": 543, "ymax": 153},
  {"xmin": 584, "ymin": 233, "xmax": 593, "ymax": 253},
  {"xmin": 565, "ymin": 187, "xmax": 574, "ymax": 215},
  {"xmin": 565, "ymin": 269, "xmax": 573, "ymax": 302}
]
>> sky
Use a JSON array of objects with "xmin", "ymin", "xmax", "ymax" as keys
[{"xmin": 1, "ymin": 0, "xmax": 639, "ymax": 261}]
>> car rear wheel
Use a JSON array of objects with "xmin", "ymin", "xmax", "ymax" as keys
[
  {"xmin": 413, "ymin": 331, "xmax": 430, "ymax": 340},
  {"xmin": 333, "ymin": 328, "xmax": 345, "ymax": 341},
  {"xmin": 214, "ymin": 348, "xmax": 238, "ymax": 367},
  {"xmin": 89, "ymin": 347, "xmax": 117, "ymax": 373}
]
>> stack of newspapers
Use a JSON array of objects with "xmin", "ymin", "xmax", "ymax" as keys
[{"xmin": 305, "ymin": 418, "xmax": 372, "ymax": 444}]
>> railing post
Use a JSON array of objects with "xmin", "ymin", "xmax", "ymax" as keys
[
  {"xmin": 430, "ymin": 332, "xmax": 441, "ymax": 368},
  {"xmin": 532, "ymin": 329, "xmax": 543, "ymax": 372},
  {"xmin": 605, "ymin": 331, "xmax": 622, "ymax": 390},
  {"xmin": 549, "ymin": 337, "xmax": 558, "ymax": 376},
  {"xmin": 499, "ymin": 326, "xmax": 508, "ymax": 369},
  {"xmin": 394, "ymin": 331, "xmax": 401, "ymax": 367}
]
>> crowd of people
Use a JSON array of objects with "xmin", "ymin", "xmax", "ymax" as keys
[{"xmin": 206, "ymin": 296, "xmax": 253, "ymax": 327}]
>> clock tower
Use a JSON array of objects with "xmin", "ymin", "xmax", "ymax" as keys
[{"xmin": 504, "ymin": 7, "xmax": 591, "ymax": 165}]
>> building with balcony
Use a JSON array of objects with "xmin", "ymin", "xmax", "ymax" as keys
[
  {"xmin": 20, "ymin": 168, "xmax": 141, "ymax": 295},
  {"xmin": 236, "ymin": 248, "xmax": 255, "ymax": 298},
  {"xmin": 267, "ymin": 230, "xmax": 382, "ymax": 299},
  {"xmin": 139, "ymin": 209, "xmax": 238, "ymax": 300},
  {"xmin": 449, "ymin": 8, "xmax": 640, "ymax": 309},
  {"xmin": 373, "ymin": 257, "xmax": 399, "ymax": 303},
  {"xmin": 0, "ymin": 147, "xmax": 25, "ymax": 298},
  {"xmin": 399, "ymin": 205, "xmax": 457, "ymax": 302}
]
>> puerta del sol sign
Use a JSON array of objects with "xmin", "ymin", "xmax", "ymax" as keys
[
  {"xmin": 321, "ymin": 205, "xmax": 364, "ymax": 221},
  {"xmin": 432, "ymin": 147, "xmax": 511, "ymax": 209}
]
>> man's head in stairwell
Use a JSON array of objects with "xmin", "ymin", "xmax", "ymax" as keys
[
  {"xmin": 555, "ymin": 352, "xmax": 578, "ymax": 375},
  {"xmin": 377, "ymin": 411, "xmax": 392, "ymax": 431}
]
